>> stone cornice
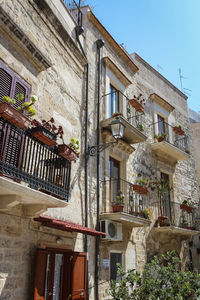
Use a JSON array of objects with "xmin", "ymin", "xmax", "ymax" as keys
[
  {"xmin": 151, "ymin": 93, "xmax": 175, "ymax": 112},
  {"xmin": 103, "ymin": 57, "xmax": 132, "ymax": 87},
  {"xmin": 86, "ymin": 9, "xmax": 139, "ymax": 75}
]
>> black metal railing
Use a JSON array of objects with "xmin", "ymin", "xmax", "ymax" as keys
[
  {"xmin": 0, "ymin": 117, "xmax": 71, "ymax": 200},
  {"xmin": 153, "ymin": 200, "xmax": 197, "ymax": 230},
  {"xmin": 152, "ymin": 121, "xmax": 189, "ymax": 153},
  {"xmin": 63, "ymin": 0, "xmax": 83, "ymax": 27},
  {"xmin": 101, "ymin": 178, "xmax": 150, "ymax": 219},
  {"xmin": 103, "ymin": 90, "xmax": 145, "ymax": 133}
]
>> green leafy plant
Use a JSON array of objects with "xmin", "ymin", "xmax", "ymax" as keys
[
  {"xmin": 136, "ymin": 178, "xmax": 148, "ymax": 187},
  {"xmin": 182, "ymin": 198, "xmax": 192, "ymax": 207},
  {"xmin": 114, "ymin": 190, "xmax": 125, "ymax": 205},
  {"xmin": 109, "ymin": 251, "xmax": 200, "ymax": 300},
  {"xmin": 68, "ymin": 137, "xmax": 80, "ymax": 155},
  {"xmin": 154, "ymin": 132, "xmax": 166, "ymax": 140},
  {"xmin": 137, "ymin": 124, "xmax": 144, "ymax": 131},
  {"xmin": 2, "ymin": 94, "xmax": 37, "ymax": 117},
  {"xmin": 142, "ymin": 208, "xmax": 152, "ymax": 220},
  {"xmin": 179, "ymin": 124, "xmax": 183, "ymax": 129}
]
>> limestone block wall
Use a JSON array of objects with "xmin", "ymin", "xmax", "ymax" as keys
[{"xmin": 0, "ymin": 212, "xmax": 84, "ymax": 300}]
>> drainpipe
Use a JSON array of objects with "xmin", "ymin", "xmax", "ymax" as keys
[
  {"xmin": 75, "ymin": 25, "xmax": 89, "ymax": 299},
  {"xmin": 95, "ymin": 39, "xmax": 104, "ymax": 300}
]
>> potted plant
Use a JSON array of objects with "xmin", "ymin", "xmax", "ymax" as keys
[
  {"xmin": 133, "ymin": 178, "xmax": 148, "ymax": 195},
  {"xmin": 0, "ymin": 94, "xmax": 37, "ymax": 129},
  {"xmin": 180, "ymin": 199, "xmax": 193, "ymax": 213},
  {"xmin": 143, "ymin": 208, "xmax": 152, "ymax": 220},
  {"xmin": 58, "ymin": 137, "xmax": 80, "ymax": 162},
  {"xmin": 154, "ymin": 133, "xmax": 166, "ymax": 142},
  {"xmin": 158, "ymin": 216, "xmax": 170, "ymax": 226},
  {"xmin": 30, "ymin": 118, "xmax": 62, "ymax": 147},
  {"xmin": 173, "ymin": 124, "xmax": 185, "ymax": 136},
  {"xmin": 112, "ymin": 190, "xmax": 124, "ymax": 212},
  {"xmin": 137, "ymin": 124, "xmax": 144, "ymax": 132},
  {"xmin": 129, "ymin": 94, "xmax": 145, "ymax": 113}
]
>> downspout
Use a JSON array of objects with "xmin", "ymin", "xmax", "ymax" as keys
[
  {"xmin": 95, "ymin": 39, "xmax": 104, "ymax": 300},
  {"xmin": 75, "ymin": 26, "xmax": 89, "ymax": 299}
]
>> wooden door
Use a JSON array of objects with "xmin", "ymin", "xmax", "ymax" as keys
[{"xmin": 34, "ymin": 250, "xmax": 87, "ymax": 300}]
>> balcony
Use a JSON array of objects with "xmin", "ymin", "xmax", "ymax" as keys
[
  {"xmin": 100, "ymin": 178, "xmax": 151, "ymax": 227},
  {"xmin": 0, "ymin": 117, "xmax": 71, "ymax": 216},
  {"xmin": 101, "ymin": 90, "xmax": 147, "ymax": 144},
  {"xmin": 153, "ymin": 201, "xmax": 199, "ymax": 236},
  {"xmin": 151, "ymin": 121, "xmax": 190, "ymax": 163}
]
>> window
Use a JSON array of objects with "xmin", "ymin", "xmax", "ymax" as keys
[
  {"xmin": 0, "ymin": 60, "xmax": 30, "ymax": 107},
  {"xmin": 109, "ymin": 84, "xmax": 119, "ymax": 117},
  {"xmin": 34, "ymin": 249, "xmax": 87, "ymax": 300},
  {"xmin": 160, "ymin": 172, "xmax": 171, "ymax": 221},
  {"xmin": 158, "ymin": 115, "xmax": 165, "ymax": 134},
  {"xmin": 110, "ymin": 252, "xmax": 122, "ymax": 281},
  {"xmin": 109, "ymin": 157, "xmax": 120, "ymax": 202},
  {"xmin": 0, "ymin": 61, "xmax": 30, "ymax": 176}
]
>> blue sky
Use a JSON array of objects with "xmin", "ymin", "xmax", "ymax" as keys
[{"xmin": 86, "ymin": 0, "xmax": 199, "ymax": 112}]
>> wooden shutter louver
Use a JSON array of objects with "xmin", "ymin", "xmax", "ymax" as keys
[
  {"xmin": 34, "ymin": 249, "xmax": 48, "ymax": 300},
  {"xmin": 0, "ymin": 67, "xmax": 12, "ymax": 101}
]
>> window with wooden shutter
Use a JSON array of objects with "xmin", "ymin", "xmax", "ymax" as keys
[
  {"xmin": 0, "ymin": 60, "xmax": 30, "ymax": 104},
  {"xmin": 0, "ymin": 61, "xmax": 30, "ymax": 177}
]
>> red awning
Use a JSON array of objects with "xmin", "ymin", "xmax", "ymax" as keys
[{"xmin": 34, "ymin": 215, "xmax": 107, "ymax": 237}]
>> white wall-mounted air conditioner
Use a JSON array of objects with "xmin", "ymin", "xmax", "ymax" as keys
[{"xmin": 101, "ymin": 220, "xmax": 122, "ymax": 241}]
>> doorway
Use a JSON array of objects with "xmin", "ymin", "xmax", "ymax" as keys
[{"xmin": 34, "ymin": 249, "xmax": 87, "ymax": 300}]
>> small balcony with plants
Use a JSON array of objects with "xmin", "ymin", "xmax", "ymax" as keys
[
  {"xmin": 0, "ymin": 94, "xmax": 79, "ymax": 216},
  {"xmin": 101, "ymin": 91, "xmax": 147, "ymax": 145},
  {"xmin": 100, "ymin": 178, "xmax": 152, "ymax": 227},
  {"xmin": 151, "ymin": 121, "xmax": 190, "ymax": 163}
]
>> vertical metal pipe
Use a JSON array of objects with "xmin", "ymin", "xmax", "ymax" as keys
[
  {"xmin": 95, "ymin": 39, "xmax": 104, "ymax": 300},
  {"xmin": 84, "ymin": 63, "xmax": 89, "ymax": 300}
]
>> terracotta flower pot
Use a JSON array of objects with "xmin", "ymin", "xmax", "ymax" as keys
[
  {"xmin": 158, "ymin": 216, "xmax": 169, "ymax": 227},
  {"xmin": 129, "ymin": 99, "xmax": 144, "ymax": 113},
  {"xmin": 132, "ymin": 184, "xmax": 148, "ymax": 195},
  {"xmin": 157, "ymin": 137, "xmax": 165, "ymax": 142},
  {"xmin": 58, "ymin": 144, "xmax": 79, "ymax": 162},
  {"xmin": 0, "ymin": 103, "xmax": 30, "ymax": 129},
  {"xmin": 180, "ymin": 204, "xmax": 193, "ymax": 213},
  {"xmin": 112, "ymin": 204, "xmax": 124, "ymax": 213},
  {"xmin": 30, "ymin": 126, "xmax": 57, "ymax": 147},
  {"xmin": 173, "ymin": 126, "xmax": 185, "ymax": 136}
]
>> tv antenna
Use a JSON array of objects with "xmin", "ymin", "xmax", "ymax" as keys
[{"xmin": 179, "ymin": 68, "xmax": 192, "ymax": 96}]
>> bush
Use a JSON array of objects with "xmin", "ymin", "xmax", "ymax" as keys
[{"xmin": 109, "ymin": 251, "xmax": 200, "ymax": 299}]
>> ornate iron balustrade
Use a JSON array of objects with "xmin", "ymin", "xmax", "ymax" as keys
[
  {"xmin": 0, "ymin": 117, "xmax": 71, "ymax": 200},
  {"xmin": 153, "ymin": 200, "xmax": 198, "ymax": 230},
  {"xmin": 152, "ymin": 121, "xmax": 189, "ymax": 153},
  {"xmin": 63, "ymin": 0, "xmax": 83, "ymax": 27},
  {"xmin": 103, "ymin": 90, "xmax": 145, "ymax": 132},
  {"xmin": 101, "ymin": 178, "xmax": 150, "ymax": 220}
]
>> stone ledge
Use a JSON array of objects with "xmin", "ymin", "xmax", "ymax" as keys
[{"xmin": 0, "ymin": 7, "xmax": 51, "ymax": 71}]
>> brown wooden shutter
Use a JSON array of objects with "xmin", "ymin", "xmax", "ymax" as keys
[
  {"xmin": 34, "ymin": 249, "xmax": 48, "ymax": 300},
  {"xmin": 71, "ymin": 252, "xmax": 87, "ymax": 300},
  {"xmin": 0, "ymin": 64, "xmax": 13, "ymax": 101},
  {"xmin": 0, "ymin": 60, "xmax": 30, "ymax": 105}
]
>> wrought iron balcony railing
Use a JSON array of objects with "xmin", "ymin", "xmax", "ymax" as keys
[
  {"xmin": 0, "ymin": 117, "xmax": 71, "ymax": 200},
  {"xmin": 101, "ymin": 178, "xmax": 150, "ymax": 220},
  {"xmin": 153, "ymin": 200, "xmax": 198, "ymax": 230},
  {"xmin": 152, "ymin": 121, "xmax": 189, "ymax": 153},
  {"xmin": 103, "ymin": 90, "xmax": 145, "ymax": 133}
]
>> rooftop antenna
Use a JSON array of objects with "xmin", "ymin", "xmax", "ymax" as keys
[{"xmin": 179, "ymin": 68, "xmax": 192, "ymax": 96}]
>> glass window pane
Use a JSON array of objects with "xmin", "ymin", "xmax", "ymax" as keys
[
  {"xmin": 53, "ymin": 254, "xmax": 63, "ymax": 300},
  {"xmin": 110, "ymin": 253, "xmax": 122, "ymax": 281},
  {"xmin": 44, "ymin": 254, "xmax": 51, "ymax": 300}
]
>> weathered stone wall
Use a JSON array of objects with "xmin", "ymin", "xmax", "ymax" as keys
[{"xmin": 0, "ymin": 212, "xmax": 83, "ymax": 300}]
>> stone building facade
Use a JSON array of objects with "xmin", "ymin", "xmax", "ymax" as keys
[{"xmin": 0, "ymin": 1, "xmax": 199, "ymax": 300}]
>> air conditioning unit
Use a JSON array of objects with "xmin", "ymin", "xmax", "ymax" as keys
[{"xmin": 101, "ymin": 220, "xmax": 123, "ymax": 241}]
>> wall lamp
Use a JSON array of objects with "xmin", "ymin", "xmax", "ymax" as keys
[{"xmin": 87, "ymin": 117, "xmax": 125, "ymax": 156}]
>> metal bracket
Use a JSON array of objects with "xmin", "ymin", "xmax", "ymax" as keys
[{"xmin": 87, "ymin": 141, "xmax": 117, "ymax": 157}]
